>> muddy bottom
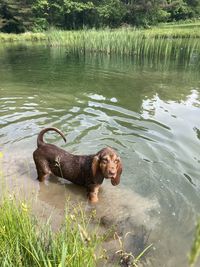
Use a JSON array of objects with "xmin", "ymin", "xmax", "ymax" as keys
[{"xmin": 1, "ymin": 150, "xmax": 160, "ymax": 266}]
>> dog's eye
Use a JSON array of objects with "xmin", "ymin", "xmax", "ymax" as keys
[
  {"xmin": 114, "ymin": 159, "xmax": 119, "ymax": 164},
  {"xmin": 101, "ymin": 158, "xmax": 108, "ymax": 164}
]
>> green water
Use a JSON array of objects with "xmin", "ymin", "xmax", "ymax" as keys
[{"xmin": 1, "ymin": 44, "xmax": 200, "ymax": 266}]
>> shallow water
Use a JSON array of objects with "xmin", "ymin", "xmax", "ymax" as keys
[{"xmin": 1, "ymin": 44, "xmax": 200, "ymax": 266}]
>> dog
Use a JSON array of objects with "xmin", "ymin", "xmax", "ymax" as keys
[{"xmin": 33, "ymin": 127, "xmax": 122, "ymax": 203}]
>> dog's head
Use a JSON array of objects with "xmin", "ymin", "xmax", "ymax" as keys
[{"xmin": 92, "ymin": 147, "xmax": 122, "ymax": 185}]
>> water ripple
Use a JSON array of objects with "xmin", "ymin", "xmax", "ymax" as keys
[{"xmin": 1, "ymin": 45, "xmax": 200, "ymax": 267}]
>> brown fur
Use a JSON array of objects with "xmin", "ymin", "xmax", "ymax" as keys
[{"xmin": 33, "ymin": 127, "xmax": 122, "ymax": 203}]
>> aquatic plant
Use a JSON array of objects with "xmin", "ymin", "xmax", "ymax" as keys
[
  {"xmin": 114, "ymin": 232, "xmax": 153, "ymax": 267},
  {"xmin": 189, "ymin": 218, "xmax": 200, "ymax": 266},
  {"xmin": 45, "ymin": 27, "xmax": 200, "ymax": 52},
  {"xmin": 0, "ymin": 23, "xmax": 200, "ymax": 62},
  {"xmin": 45, "ymin": 27, "xmax": 200, "ymax": 66}
]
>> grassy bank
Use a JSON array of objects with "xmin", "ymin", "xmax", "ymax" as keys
[
  {"xmin": 0, "ymin": 32, "xmax": 46, "ymax": 42},
  {"xmin": 0, "ymin": 193, "xmax": 153, "ymax": 267},
  {"xmin": 0, "ymin": 22, "xmax": 200, "ymax": 59},
  {"xmin": 0, "ymin": 195, "xmax": 103, "ymax": 267}
]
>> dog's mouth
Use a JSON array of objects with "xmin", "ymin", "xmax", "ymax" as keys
[{"xmin": 104, "ymin": 174, "xmax": 116, "ymax": 179}]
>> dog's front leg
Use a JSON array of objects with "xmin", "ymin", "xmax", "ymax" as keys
[{"xmin": 87, "ymin": 184, "xmax": 100, "ymax": 203}]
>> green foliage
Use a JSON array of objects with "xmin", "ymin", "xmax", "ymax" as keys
[
  {"xmin": 0, "ymin": 196, "xmax": 103, "ymax": 266},
  {"xmin": 189, "ymin": 218, "xmax": 200, "ymax": 266},
  {"xmin": 32, "ymin": 0, "xmax": 65, "ymax": 30},
  {"xmin": 156, "ymin": 9, "xmax": 171, "ymax": 23},
  {"xmin": 167, "ymin": 0, "xmax": 195, "ymax": 21},
  {"xmin": 63, "ymin": 0, "xmax": 95, "ymax": 29},
  {"xmin": 0, "ymin": 0, "xmax": 200, "ymax": 32},
  {"xmin": 0, "ymin": 0, "xmax": 34, "ymax": 33},
  {"xmin": 97, "ymin": 0, "xmax": 126, "ymax": 27},
  {"xmin": 33, "ymin": 18, "xmax": 49, "ymax": 32}
]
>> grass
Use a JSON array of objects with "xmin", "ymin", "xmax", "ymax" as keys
[
  {"xmin": 0, "ymin": 193, "xmax": 153, "ymax": 267},
  {"xmin": 0, "ymin": 195, "xmax": 103, "ymax": 267},
  {"xmin": 158, "ymin": 19, "xmax": 200, "ymax": 28},
  {"xmin": 0, "ymin": 32, "xmax": 46, "ymax": 42},
  {"xmin": 189, "ymin": 218, "xmax": 200, "ymax": 266},
  {"xmin": 0, "ymin": 21, "xmax": 200, "ymax": 60},
  {"xmin": 45, "ymin": 27, "xmax": 200, "ymax": 65}
]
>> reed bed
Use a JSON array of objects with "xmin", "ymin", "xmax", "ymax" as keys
[
  {"xmin": 45, "ymin": 28, "xmax": 200, "ymax": 64},
  {"xmin": 0, "ymin": 24, "xmax": 200, "ymax": 63},
  {"xmin": 45, "ymin": 27, "xmax": 200, "ymax": 51}
]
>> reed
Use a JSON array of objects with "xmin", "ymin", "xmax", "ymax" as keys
[
  {"xmin": 46, "ymin": 27, "xmax": 200, "ymax": 64},
  {"xmin": 189, "ymin": 218, "xmax": 200, "ymax": 266},
  {"xmin": 0, "ymin": 25, "xmax": 200, "ymax": 61},
  {"xmin": 46, "ymin": 27, "xmax": 200, "ymax": 48}
]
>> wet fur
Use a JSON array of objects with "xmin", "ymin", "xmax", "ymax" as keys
[{"xmin": 33, "ymin": 127, "xmax": 122, "ymax": 203}]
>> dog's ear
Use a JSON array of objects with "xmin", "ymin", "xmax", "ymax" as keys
[
  {"xmin": 92, "ymin": 155, "xmax": 100, "ymax": 177},
  {"xmin": 111, "ymin": 158, "xmax": 122, "ymax": 186}
]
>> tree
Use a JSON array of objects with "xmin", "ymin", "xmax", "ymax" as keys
[
  {"xmin": 122, "ymin": 0, "xmax": 169, "ymax": 26},
  {"xmin": 1, "ymin": 0, "xmax": 200, "ymax": 32},
  {"xmin": 186, "ymin": 0, "xmax": 200, "ymax": 16},
  {"xmin": 63, "ymin": 0, "xmax": 95, "ymax": 29},
  {"xmin": 97, "ymin": 0, "xmax": 126, "ymax": 27},
  {"xmin": 0, "ymin": 0, "xmax": 34, "ymax": 33}
]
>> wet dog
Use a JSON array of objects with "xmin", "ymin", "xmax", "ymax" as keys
[{"xmin": 33, "ymin": 127, "xmax": 122, "ymax": 203}]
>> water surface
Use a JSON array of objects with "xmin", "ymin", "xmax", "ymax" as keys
[{"xmin": 0, "ymin": 44, "xmax": 200, "ymax": 266}]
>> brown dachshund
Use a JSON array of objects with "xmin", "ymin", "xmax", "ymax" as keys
[{"xmin": 33, "ymin": 127, "xmax": 122, "ymax": 203}]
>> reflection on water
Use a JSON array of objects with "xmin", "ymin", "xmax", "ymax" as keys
[{"xmin": 0, "ymin": 44, "xmax": 200, "ymax": 266}]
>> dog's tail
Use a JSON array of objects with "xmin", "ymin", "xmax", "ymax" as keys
[{"xmin": 37, "ymin": 127, "xmax": 66, "ymax": 147}]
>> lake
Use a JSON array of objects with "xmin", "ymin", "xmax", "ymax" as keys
[{"xmin": 0, "ymin": 43, "xmax": 200, "ymax": 266}]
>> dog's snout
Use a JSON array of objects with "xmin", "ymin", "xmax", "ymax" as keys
[{"xmin": 108, "ymin": 170, "xmax": 116, "ymax": 176}]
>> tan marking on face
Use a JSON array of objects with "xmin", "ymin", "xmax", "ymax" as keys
[{"xmin": 99, "ymin": 152, "xmax": 120, "ymax": 179}]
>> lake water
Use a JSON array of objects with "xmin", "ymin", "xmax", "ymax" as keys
[{"xmin": 1, "ymin": 44, "xmax": 200, "ymax": 266}]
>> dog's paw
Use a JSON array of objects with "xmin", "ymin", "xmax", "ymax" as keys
[{"xmin": 88, "ymin": 192, "xmax": 99, "ymax": 203}]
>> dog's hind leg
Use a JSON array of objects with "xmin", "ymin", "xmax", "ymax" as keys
[{"xmin": 33, "ymin": 157, "xmax": 52, "ymax": 182}]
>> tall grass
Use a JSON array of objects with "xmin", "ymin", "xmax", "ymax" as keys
[
  {"xmin": 0, "ymin": 196, "xmax": 103, "ymax": 267},
  {"xmin": 44, "ymin": 28, "xmax": 200, "ymax": 65},
  {"xmin": 0, "ymin": 24, "xmax": 200, "ymax": 61},
  {"xmin": 45, "ymin": 27, "xmax": 200, "ymax": 54}
]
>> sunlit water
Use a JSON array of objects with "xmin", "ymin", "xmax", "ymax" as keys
[{"xmin": 1, "ymin": 44, "xmax": 200, "ymax": 266}]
